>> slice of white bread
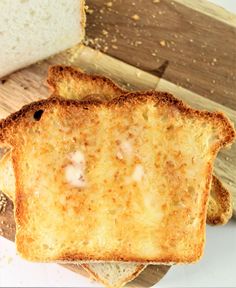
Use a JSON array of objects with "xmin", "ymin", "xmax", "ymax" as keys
[
  {"xmin": 207, "ymin": 176, "xmax": 233, "ymax": 225},
  {"xmin": 0, "ymin": 66, "xmax": 233, "ymax": 287},
  {"xmin": 47, "ymin": 65, "xmax": 233, "ymax": 226},
  {"xmin": 0, "ymin": 93, "xmax": 234, "ymax": 263},
  {"xmin": 1, "ymin": 151, "xmax": 232, "ymax": 227},
  {"xmin": 1, "ymin": 65, "xmax": 233, "ymax": 226},
  {"xmin": 82, "ymin": 263, "xmax": 145, "ymax": 288},
  {"xmin": 0, "ymin": 68, "xmax": 146, "ymax": 288},
  {"xmin": 0, "ymin": 0, "xmax": 85, "ymax": 78}
]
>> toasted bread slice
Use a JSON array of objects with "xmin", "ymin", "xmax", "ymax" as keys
[
  {"xmin": 0, "ymin": 67, "xmax": 234, "ymax": 288},
  {"xmin": 0, "ymin": 92, "xmax": 234, "ymax": 263},
  {"xmin": 0, "ymin": 151, "xmax": 15, "ymax": 200},
  {"xmin": 47, "ymin": 65, "xmax": 234, "ymax": 226},
  {"xmin": 0, "ymin": 150, "xmax": 146, "ymax": 288},
  {"xmin": 82, "ymin": 263, "xmax": 146, "ymax": 288},
  {"xmin": 207, "ymin": 175, "xmax": 233, "ymax": 225},
  {"xmin": 47, "ymin": 65, "xmax": 124, "ymax": 101},
  {"xmin": 1, "ymin": 151, "xmax": 232, "ymax": 227}
]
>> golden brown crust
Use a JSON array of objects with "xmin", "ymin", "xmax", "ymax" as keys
[
  {"xmin": 47, "ymin": 65, "xmax": 125, "ymax": 99},
  {"xmin": 0, "ymin": 88, "xmax": 235, "ymax": 263},
  {"xmin": 0, "ymin": 66, "xmax": 233, "ymax": 229},
  {"xmin": 46, "ymin": 65, "xmax": 234, "ymax": 229},
  {"xmin": 207, "ymin": 175, "xmax": 233, "ymax": 225},
  {"xmin": 0, "ymin": 93, "xmax": 235, "ymax": 147}
]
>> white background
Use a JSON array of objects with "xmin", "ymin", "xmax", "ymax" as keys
[{"xmin": 1, "ymin": 0, "xmax": 236, "ymax": 287}]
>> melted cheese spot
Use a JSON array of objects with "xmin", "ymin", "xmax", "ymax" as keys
[
  {"xmin": 132, "ymin": 164, "xmax": 144, "ymax": 182},
  {"xmin": 65, "ymin": 151, "xmax": 86, "ymax": 188},
  {"xmin": 121, "ymin": 141, "xmax": 132, "ymax": 156},
  {"xmin": 116, "ymin": 140, "xmax": 133, "ymax": 159},
  {"xmin": 70, "ymin": 150, "xmax": 85, "ymax": 165}
]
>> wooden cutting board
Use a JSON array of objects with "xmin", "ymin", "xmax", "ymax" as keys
[{"xmin": 0, "ymin": 1, "xmax": 236, "ymax": 287}]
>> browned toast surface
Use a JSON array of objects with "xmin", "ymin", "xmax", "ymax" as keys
[
  {"xmin": 0, "ymin": 92, "xmax": 234, "ymax": 263},
  {"xmin": 47, "ymin": 65, "xmax": 234, "ymax": 226},
  {"xmin": 47, "ymin": 65, "xmax": 124, "ymax": 101},
  {"xmin": 207, "ymin": 175, "xmax": 233, "ymax": 225}
]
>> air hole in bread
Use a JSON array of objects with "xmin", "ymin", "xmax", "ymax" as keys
[{"xmin": 33, "ymin": 110, "xmax": 44, "ymax": 121}]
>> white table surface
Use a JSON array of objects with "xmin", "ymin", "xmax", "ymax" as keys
[{"xmin": 1, "ymin": 1, "xmax": 236, "ymax": 287}]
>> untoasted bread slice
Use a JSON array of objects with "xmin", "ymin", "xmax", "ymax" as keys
[
  {"xmin": 0, "ymin": 92, "xmax": 234, "ymax": 263},
  {"xmin": 82, "ymin": 263, "xmax": 146, "ymax": 288},
  {"xmin": 207, "ymin": 175, "xmax": 233, "ymax": 225}
]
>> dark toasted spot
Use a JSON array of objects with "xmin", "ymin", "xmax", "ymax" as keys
[{"xmin": 33, "ymin": 110, "xmax": 44, "ymax": 121}]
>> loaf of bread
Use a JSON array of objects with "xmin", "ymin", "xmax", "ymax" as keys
[
  {"xmin": 0, "ymin": 89, "xmax": 234, "ymax": 263},
  {"xmin": 0, "ymin": 0, "xmax": 85, "ymax": 78}
]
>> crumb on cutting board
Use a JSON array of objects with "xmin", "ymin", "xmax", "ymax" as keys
[{"xmin": 0, "ymin": 193, "xmax": 7, "ymax": 213}]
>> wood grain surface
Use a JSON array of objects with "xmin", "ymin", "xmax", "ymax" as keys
[
  {"xmin": 85, "ymin": 0, "xmax": 236, "ymax": 109},
  {"xmin": 0, "ymin": 1, "xmax": 235, "ymax": 286},
  {"xmin": 1, "ymin": 44, "xmax": 234, "ymax": 286},
  {"xmin": 0, "ymin": 44, "xmax": 235, "ymax": 212}
]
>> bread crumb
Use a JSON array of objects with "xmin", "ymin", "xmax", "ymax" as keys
[
  {"xmin": 131, "ymin": 14, "xmax": 140, "ymax": 21},
  {"xmin": 112, "ymin": 45, "xmax": 118, "ymax": 49},
  {"xmin": 0, "ymin": 193, "xmax": 7, "ymax": 213},
  {"xmin": 134, "ymin": 40, "xmax": 142, "ymax": 46},
  {"xmin": 65, "ymin": 151, "xmax": 86, "ymax": 188},
  {"xmin": 85, "ymin": 5, "xmax": 94, "ymax": 15},
  {"xmin": 102, "ymin": 29, "xmax": 108, "ymax": 36},
  {"xmin": 160, "ymin": 40, "xmax": 166, "ymax": 47},
  {"xmin": 106, "ymin": 2, "xmax": 113, "ymax": 7},
  {"xmin": 153, "ymin": 0, "xmax": 160, "ymax": 3}
]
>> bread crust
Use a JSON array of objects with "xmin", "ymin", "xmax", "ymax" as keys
[
  {"xmin": 207, "ymin": 175, "xmax": 233, "ymax": 225},
  {"xmin": 0, "ymin": 93, "xmax": 235, "ymax": 147},
  {"xmin": 47, "ymin": 65, "xmax": 125, "ymax": 99},
  {"xmin": 0, "ymin": 92, "xmax": 234, "ymax": 263},
  {"xmin": 82, "ymin": 263, "xmax": 146, "ymax": 288}
]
